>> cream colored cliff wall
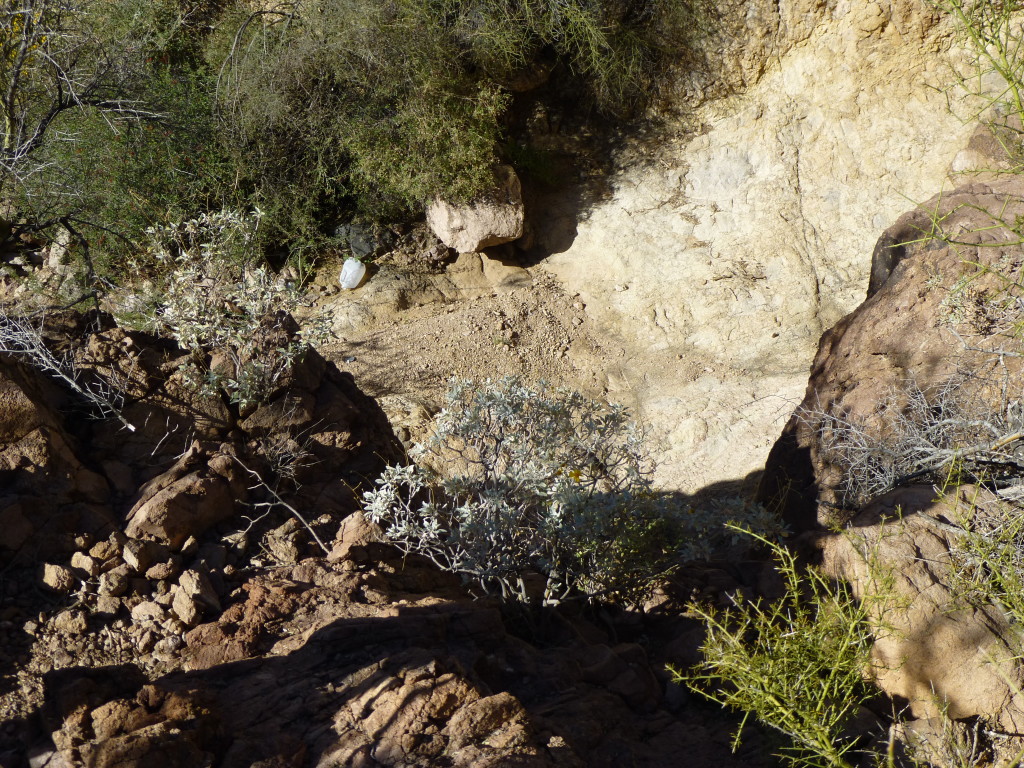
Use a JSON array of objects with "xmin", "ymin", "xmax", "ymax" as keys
[{"xmin": 541, "ymin": 0, "xmax": 979, "ymax": 492}]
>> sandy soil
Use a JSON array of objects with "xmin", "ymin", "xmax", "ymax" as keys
[{"xmin": 312, "ymin": 248, "xmax": 619, "ymax": 447}]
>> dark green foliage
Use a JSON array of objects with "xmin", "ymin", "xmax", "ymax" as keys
[
  {"xmin": 211, "ymin": 0, "xmax": 703, "ymax": 250},
  {"xmin": 19, "ymin": 68, "xmax": 237, "ymax": 273},
  {"xmin": 3, "ymin": 0, "xmax": 707, "ymax": 272},
  {"xmin": 4, "ymin": 0, "xmax": 240, "ymax": 273}
]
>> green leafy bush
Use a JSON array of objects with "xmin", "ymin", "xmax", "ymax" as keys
[
  {"xmin": 4, "ymin": 0, "xmax": 707, "ymax": 271},
  {"xmin": 211, "ymin": 0, "xmax": 701, "ymax": 243},
  {"xmin": 2, "ymin": 0, "xmax": 238, "ymax": 269},
  {"xmin": 363, "ymin": 377, "xmax": 784, "ymax": 604},
  {"xmin": 22, "ymin": 68, "xmax": 236, "ymax": 267}
]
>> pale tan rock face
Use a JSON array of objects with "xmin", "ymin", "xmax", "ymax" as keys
[
  {"xmin": 427, "ymin": 165, "xmax": 524, "ymax": 253},
  {"xmin": 541, "ymin": 0, "xmax": 978, "ymax": 493}
]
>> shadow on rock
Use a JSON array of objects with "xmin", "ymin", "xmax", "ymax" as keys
[{"xmin": 26, "ymin": 542, "xmax": 783, "ymax": 768}]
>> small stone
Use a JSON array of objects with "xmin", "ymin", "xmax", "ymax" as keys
[
  {"xmin": 122, "ymin": 542, "xmax": 146, "ymax": 573},
  {"xmin": 145, "ymin": 557, "xmax": 181, "ymax": 581},
  {"xmin": 51, "ymin": 609, "xmax": 88, "ymax": 635},
  {"xmin": 95, "ymin": 596, "xmax": 121, "ymax": 616},
  {"xmin": 171, "ymin": 588, "xmax": 201, "ymax": 626},
  {"xmin": 22, "ymin": 620, "xmax": 38, "ymax": 636},
  {"xmin": 180, "ymin": 536, "xmax": 199, "ymax": 556},
  {"xmin": 163, "ymin": 618, "xmax": 185, "ymax": 635},
  {"xmin": 89, "ymin": 538, "xmax": 121, "ymax": 564},
  {"xmin": 130, "ymin": 601, "xmax": 165, "ymax": 624},
  {"xmin": 136, "ymin": 630, "xmax": 156, "ymax": 653},
  {"xmin": 265, "ymin": 525, "xmax": 301, "ymax": 565},
  {"xmin": 98, "ymin": 566, "xmax": 130, "ymax": 597},
  {"xmin": 153, "ymin": 635, "xmax": 182, "ymax": 661},
  {"xmin": 41, "ymin": 564, "xmax": 76, "ymax": 594},
  {"xmin": 178, "ymin": 570, "xmax": 221, "ymax": 611},
  {"xmin": 69, "ymin": 552, "xmax": 99, "ymax": 577},
  {"xmin": 123, "ymin": 539, "xmax": 167, "ymax": 573}
]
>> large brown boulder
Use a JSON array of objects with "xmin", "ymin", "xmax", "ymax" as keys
[
  {"xmin": 812, "ymin": 485, "xmax": 1024, "ymax": 732},
  {"xmin": 760, "ymin": 178, "xmax": 1024, "ymax": 531},
  {"xmin": 754, "ymin": 179, "xmax": 1024, "ymax": 746}
]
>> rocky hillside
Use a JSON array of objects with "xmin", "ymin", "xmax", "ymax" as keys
[
  {"xmin": 6, "ymin": 0, "xmax": 1024, "ymax": 764},
  {"xmin": 0, "ymin": 313, "xmax": 782, "ymax": 767}
]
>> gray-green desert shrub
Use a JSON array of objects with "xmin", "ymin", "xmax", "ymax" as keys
[
  {"xmin": 112, "ymin": 209, "xmax": 329, "ymax": 409},
  {"xmin": 811, "ymin": 374, "xmax": 1024, "ymax": 511},
  {"xmin": 363, "ymin": 377, "xmax": 785, "ymax": 604},
  {"xmin": 363, "ymin": 377, "xmax": 669, "ymax": 603}
]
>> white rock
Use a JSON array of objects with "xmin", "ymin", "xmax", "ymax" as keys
[{"xmin": 427, "ymin": 165, "xmax": 524, "ymax": 253}]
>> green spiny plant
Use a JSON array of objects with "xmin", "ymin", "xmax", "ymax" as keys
[{"xmin": 679, "ymin": 529, "xmax": 878, "ymax": 768}]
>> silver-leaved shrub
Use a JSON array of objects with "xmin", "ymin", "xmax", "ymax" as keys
[
  {"xmin": 364, "ymin": 377, "xmax": 785, "ymax": 605},
  {"xmin": 112, "ymin": 209, "xmax": 329, "ymax": 409}
]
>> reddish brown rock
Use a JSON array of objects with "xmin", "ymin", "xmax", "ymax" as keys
[
  {"xmin": 814, "ymin": 485, "xmax": 1024, "ymax": 733},
  {"xmin": 125, "ymin": 444, "xmax": 243, "ymax": 549},
  {"xmin": 0, "ymin": 349, "xmax": 114, "ymax": 565},
  {"xmin": 760, "ymin": 178, "xmax": 1024, "ymax": 531}
]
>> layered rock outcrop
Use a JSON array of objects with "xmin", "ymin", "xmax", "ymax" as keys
[{"xmin": 28, "ymin": 552, "xmax": 776, "ymax": 768}]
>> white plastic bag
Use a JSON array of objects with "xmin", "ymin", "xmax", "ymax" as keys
[{"xmin": 339, "ymin": 257, "xmax": 366, "ymax": 290}]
